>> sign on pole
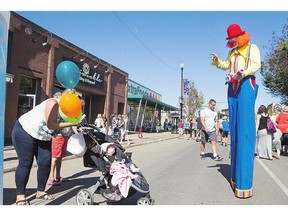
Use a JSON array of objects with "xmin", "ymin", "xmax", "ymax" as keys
[
  {"xmin": 183, "ymin": 79, "xmax": 190, "ymax": 95},
  {"xmin": 0, "ymin": 11, "xmax": 10, "ymax": 205}
]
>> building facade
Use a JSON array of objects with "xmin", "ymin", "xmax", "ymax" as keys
[
  {"xmin": 4, "ymin": 12, "xmax": 128, "ymax": 143},
  {"xmin": 127, "ymin": 79, "xmax": 178, "ymax": 132}
]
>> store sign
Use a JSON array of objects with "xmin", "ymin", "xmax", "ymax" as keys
[
  {"xmin": 79, "ymin": 62, "xmax": 104, "ymax": 88},
  {"xmin": 128, "ymin": 79, "xmax": 162, "ymax": 101}
]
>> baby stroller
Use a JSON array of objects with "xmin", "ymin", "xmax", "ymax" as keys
[{"xmin": 71, "ymin": 123, "xmax": 154, "ymax": 205}]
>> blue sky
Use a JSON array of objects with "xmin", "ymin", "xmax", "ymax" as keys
[{"xmin": 15, "ymin": 11, "xmax": 288, "ymax": 111}]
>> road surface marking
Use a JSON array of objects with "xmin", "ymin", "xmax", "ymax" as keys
[{"xmin": 256, "ymin": 158, "xmax": 288, "ymax": 196}]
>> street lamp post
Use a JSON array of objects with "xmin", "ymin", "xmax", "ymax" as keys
[{"xmin": 180, "ymin": 63, "xmax": 184, "ymax": 121}]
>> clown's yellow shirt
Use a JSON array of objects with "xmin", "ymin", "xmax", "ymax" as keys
[{"xmin": 212, "ymin": 43, "xmax": 261, "ymax": 77}]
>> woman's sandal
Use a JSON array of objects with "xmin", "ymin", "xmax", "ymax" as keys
[
  {"xmin": 16, "ymin": 199, "xmax": 30, "ymax": 205},
  {"xmin": 35, "ymin": 193, "xmax": 54, "ymax": 200}
]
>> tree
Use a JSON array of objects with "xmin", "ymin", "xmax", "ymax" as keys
[
  {"xmin": 261, "ymin": 21, "xmax": 288, "ymax": 104},
  {"xmin": 183, "ymin": 80, "xmax": 204, "ymax": 119}
]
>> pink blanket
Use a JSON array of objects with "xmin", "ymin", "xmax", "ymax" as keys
[{"xmin": 110, "ymin": 161, "xmax": 132, "ymax": 198}]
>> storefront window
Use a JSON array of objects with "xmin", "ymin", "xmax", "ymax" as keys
[
  {"xmin": 17, "ymin": 76, "xmax": 37, "ymax": 118},
  {"xmin": 19, "ymin": 76, "xmax": 37, "ymax": 94}
]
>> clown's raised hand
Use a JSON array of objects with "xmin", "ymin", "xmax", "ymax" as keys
[{"xmin": 210, "ymin": 53, "xmax": 218, "ymax": 62}]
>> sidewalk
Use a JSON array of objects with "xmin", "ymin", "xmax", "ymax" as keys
[{"xmin": 3, "ymin": 131, "xmax": 178, "ymax": 173}]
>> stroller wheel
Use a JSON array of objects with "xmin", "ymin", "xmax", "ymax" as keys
[
  {"xmin": 76, "ymin": 188, "xmax": 94, "ymax": 205},
  {"xmin": 136, "ymin": 197, "xmax": 151, "ymax": 205}
]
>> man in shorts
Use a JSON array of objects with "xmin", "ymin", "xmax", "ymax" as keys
[{"xmin": 200, "ymin": 99, "xmax": 223, "ymax": 161}]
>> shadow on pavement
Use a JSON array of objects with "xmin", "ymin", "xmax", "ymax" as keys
[
  {"xmin": 3, "ymin": 168, "xmax": 98, "ymax": 205},
  {"xmin": 206, "ymin": 163, "xmax": 231, "ymax": 184}
]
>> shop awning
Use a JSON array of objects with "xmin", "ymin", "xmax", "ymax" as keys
[{"xmin": 128, "ymin": 94, "xmax": 178, "ymax": 111}]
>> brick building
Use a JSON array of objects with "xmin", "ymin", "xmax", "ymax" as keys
[{"xmin": 4, "ymin": 12, "xmax": 128, "ymax": 143}]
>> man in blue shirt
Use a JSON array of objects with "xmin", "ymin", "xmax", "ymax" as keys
[{"xmin": 221, "ymin": 115, "xmax": 229, "ymax": 147}]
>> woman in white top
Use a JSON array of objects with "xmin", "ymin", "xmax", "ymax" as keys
[
  {"xmin": 120, "ymin": 114, "xmax": 130, "ymax": 145},
  {"xmin": 11, "ymin": 93, "xmax": 79, "ymax": 205},
  {"xmin": 94, "ymin": 113, "xmax": 104, "ymax": 128}
]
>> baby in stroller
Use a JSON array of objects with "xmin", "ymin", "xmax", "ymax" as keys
[
  {"xmin": 75, "ymin": 124, "xmax": 152, "ymax": 205},
  {"xmin": 101, "ymin": 143, "xmax": 140, "ymax": 177},
  {"xmin": 100, "ymin": 142, "xmax": 142, "ymax": 198}
]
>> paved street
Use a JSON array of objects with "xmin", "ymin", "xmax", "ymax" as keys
[
  {"xmin": 140, "ymin": 138, "xmax": 288, "ymax": 205},
  {"xmin": 3, "ymin": 132, "xmax": 288, "ymax": 206},
  {"xmin": 3, "ymin": 132, "xmax": 177, "ymax": 173}
]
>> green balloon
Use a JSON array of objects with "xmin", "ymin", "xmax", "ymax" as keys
[{"xmin": 59, "ymin": 108, "xmax": 82, "ymax": 123}]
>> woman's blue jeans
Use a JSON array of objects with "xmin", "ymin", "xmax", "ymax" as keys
[{"xmin": 11, "ymin": 120, "xmax": 51, "ymax": 195}]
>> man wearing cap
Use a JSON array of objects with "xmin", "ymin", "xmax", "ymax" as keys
[{"xmin": 210, "ymin": 24, "xmax": 261, "ymax": 198}]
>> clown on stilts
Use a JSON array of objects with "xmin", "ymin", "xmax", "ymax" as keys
[{"xmin": 211, "ymin": 24, "xmax": 261, "ymax": 199}]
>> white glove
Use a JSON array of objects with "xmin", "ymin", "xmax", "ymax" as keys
[{"xmin": 210, "ymin": 53, "xmax": 218, "ymax": 61}]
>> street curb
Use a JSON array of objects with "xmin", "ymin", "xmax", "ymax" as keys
[
  {"xmin": 3, "ymin": 136, "xmax": 178, "ymax": 174},
  {"xmin": 122, "ymin": 136, "xmax": 177, "ymax": 149},
  {"xmin": 3, "ymin": 155, "xmax": 77, "ymax": 174}
]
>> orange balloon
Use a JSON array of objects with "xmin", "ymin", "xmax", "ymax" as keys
[{"xmin": 59, "ymin": 93, "xmax": 82, "ymax": 118}]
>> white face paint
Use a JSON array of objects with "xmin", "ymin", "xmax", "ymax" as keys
[{"xmin": 227, "ymin": 37, "xmax": 237, "ymax": 48}]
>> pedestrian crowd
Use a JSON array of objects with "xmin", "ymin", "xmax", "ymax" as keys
[
  {"xmin": 256, "ymin": 103, "xmax": 288, "ymax": 160},
  {"xmin": 95, "ymin": 113, "xmax": 130, "ymax": 145}
]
